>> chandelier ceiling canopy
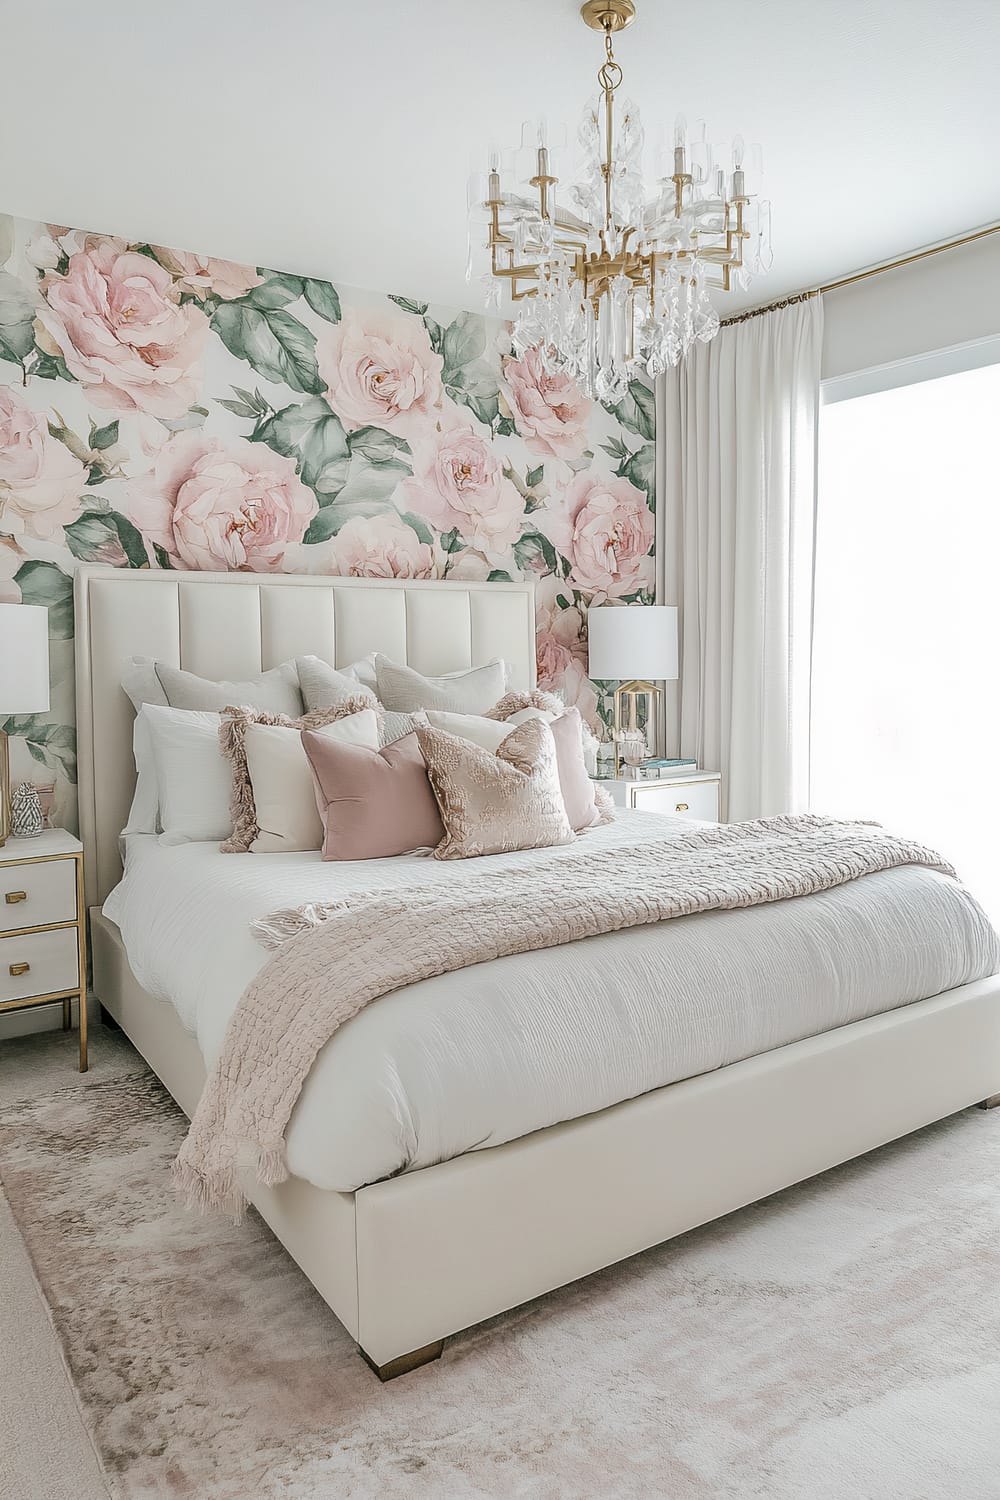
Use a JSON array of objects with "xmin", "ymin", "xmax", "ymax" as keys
[{"xmin": 468, "ymin": 0, "xmax": 772, "ymax": 401}]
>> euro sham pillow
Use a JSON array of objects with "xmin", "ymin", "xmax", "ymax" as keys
[
  {"xmin": 295, "ymin": 655, "xmax": 379, "ymax": 712},
  {"xmin": 416, "ymin": 717, "xmax": 575, "ymax": 860},
  {"xmin": 122, "ymin": 657, "xmax": 303, "ymax": 717},
  {"xmin": 140, "ymin": 704, "xmax": 231, "ymax": 846},
  {"xmin": 219, "ymin": 700, "xmax": 380, "ymax": 853},
  {"xmin": 374, "ymin": 656, "xmax": 508, "ymax": 715},
  {"xmin": 421, "ymin": 706, "xmax": 609, "ymax": 833},
  {"xmin": 302, "ymin": 729, "xmax": 445, "ymax": 861}
]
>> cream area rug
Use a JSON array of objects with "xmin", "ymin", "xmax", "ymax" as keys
[{"xmin": 1, "ymin": 1068, "xmax": 998, "ymax": 1500}]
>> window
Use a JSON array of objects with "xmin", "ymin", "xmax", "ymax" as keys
[{"xmin": 811, "ymin": 356, "xmax": 1000, "ymax": 921}]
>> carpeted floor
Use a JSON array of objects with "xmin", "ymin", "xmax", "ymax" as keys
[{"xmin": 1, "ymin": 1030, "xmax": 999, "ymax": 1500}]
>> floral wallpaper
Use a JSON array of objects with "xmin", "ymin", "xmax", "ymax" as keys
[{"xmin": 0, "ymin": 214, "xmax": 655, "ymax": 829}]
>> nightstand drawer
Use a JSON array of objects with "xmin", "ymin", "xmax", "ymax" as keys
[
  {"xmin": 0, "ymin": 927, "xmax": 80, "ymax": 1004},
  {"xmin": 633, "ymin": 780, "xmax": 720, "ymax": 821},
  {"xmin": 0, "ymin": 858, "xmax": 78, "ymax": 934}
]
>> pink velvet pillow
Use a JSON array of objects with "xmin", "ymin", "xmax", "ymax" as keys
[{"xmin": 301, "ymin": 729, "xmax": 444, "ymax": 860}]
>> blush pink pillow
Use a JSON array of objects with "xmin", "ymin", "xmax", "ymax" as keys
[
  {"xmin": 301, "ymin": 729, "xmax": 444, "ymax": 860},
  {"xmin": 546, "ymin": 709, "xmax": 608, "ymax": 832}
]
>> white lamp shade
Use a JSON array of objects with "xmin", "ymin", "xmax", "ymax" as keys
[
  {"xmin": 587, "ymin": 605, "xmax": 678, "ymax": 681},
  {"xmin": 0, "ymin": 603, "xmax": 50, "ymax": 713}
]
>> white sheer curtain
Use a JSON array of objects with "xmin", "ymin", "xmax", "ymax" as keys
[{"xmin": 656, "ymin": 297, "xmax": 823, "ymax": 821}]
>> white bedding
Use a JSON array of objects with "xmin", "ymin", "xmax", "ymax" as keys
[{"xmin": 103, "ymin": 811, "xmax": 1000, "ymax": 1192}]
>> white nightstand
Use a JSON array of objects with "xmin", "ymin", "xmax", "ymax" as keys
[
  {"xmin": 0, "ymin": 830, "xmax": 87, "ymax": 1070},
  {"xmin": 598, "ymin": 770, "xmax": 722, "ymax": 823}
]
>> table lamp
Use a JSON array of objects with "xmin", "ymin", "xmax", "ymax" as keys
[
  {"xmin": 0, "ymin": 603, "xmax": 50, "ymax": 846},
  {"xmin": 587, "ymin": 604, "xmax": 678, "ymax": 775}
]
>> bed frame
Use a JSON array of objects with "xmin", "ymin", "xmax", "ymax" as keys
[{"xmin": 75, "ymin": 566, "xmax": 1000, "ymax": 1379}]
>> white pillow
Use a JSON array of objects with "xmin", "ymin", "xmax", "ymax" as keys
[
  {"xmin": 243, "ymin": 709, "xmax": 380, "ymax": 853},
  {"xmin": 421, "ymin": 706, "xmax": 552, "ymax": 752},
  {"xmin": 121, "ymin": 712, "xmax": 160, "ymax": 838},
  {"xmin": 296, "ymin": 654, "xmax": 379, "ymax": 710},
  {"xmin": 374, "ymin": 656, "xmax": 508, "ymax": 714},
  {"xmin": 141, "ymin": 704, "xmax": 231, "ymax": 846},
  {"xmin": 122, "ymin": 657, "xmax": 302, "ymax": 716}
]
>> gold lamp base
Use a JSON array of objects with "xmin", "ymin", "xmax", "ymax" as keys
[
  {"xmin": 612, "ymin": 679, "xmax": 662, "ymax": 777},
  {"xmin": 580, "ymin": 0, "xmax": 636, "ymax": 32}
]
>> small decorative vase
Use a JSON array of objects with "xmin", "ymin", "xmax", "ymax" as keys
[{"xmin": 10, "ymin": 782, "xmax": 44, "ymax": 839}]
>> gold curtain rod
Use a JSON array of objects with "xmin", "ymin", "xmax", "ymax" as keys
[{"xmin": 720, "ymin": 220, "xmax": 1000, "ymax": 327}]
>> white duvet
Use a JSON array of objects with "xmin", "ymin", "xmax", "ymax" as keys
[{"xmin": 104, "ymin": 811, "xmax": 1000, "ymax": 1192}]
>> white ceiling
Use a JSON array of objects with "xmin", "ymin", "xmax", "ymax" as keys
[{"xmin": 2, "ymin": 0, "xmax": 998, "ymax": 315}]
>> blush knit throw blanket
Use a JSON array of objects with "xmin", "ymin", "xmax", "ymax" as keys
[{"xmin": 173, "ymin": 815, "xmax": 956, "ymax": 1217}]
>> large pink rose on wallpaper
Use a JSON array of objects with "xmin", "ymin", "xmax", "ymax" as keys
[
  {"xmin": 501, "ymin": 349, "xmax": 591, "ymax": 460},
  {"xmin": 35, "ymin": 239, "xmax": 208, "ymax": 417},
  {"xmin": 316, "ymin": 310, "xmax": 444, "ymax": 437},
  {"xmin": 328, "ymin": 514, "xmax": 435, "ymax": 579},
  {"xmin": 542, "ymin": 471, "xmax": 655, "ymax": 602},
  {"xmin": 128, "ymin": 431, "xmax": 317, "ymax": 572},
  {"xmin": 398, "ymin": 421, "xmax": 523, "ymax": 558},
  {"xmin": 0, "ymin": 386, "xmax": 86, "ymax": 539}
]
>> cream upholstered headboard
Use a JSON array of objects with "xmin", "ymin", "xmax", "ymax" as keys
[{"xmin": 73, "ymin": 567, "xmax": 536, "ymax": 907}]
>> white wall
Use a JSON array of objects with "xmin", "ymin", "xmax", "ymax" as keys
[{"xmin": 821, "ymin": 233, "xmax": 1000, "ymax": 381}]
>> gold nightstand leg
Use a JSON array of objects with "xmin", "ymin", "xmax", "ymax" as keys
[
  {"xmin": 62, "ymin": 996, "xmax": 71, "ymax": 1030},
  {"xmin": 76, "ymin": 855, "xmax": 88, "ymax": 1073}
]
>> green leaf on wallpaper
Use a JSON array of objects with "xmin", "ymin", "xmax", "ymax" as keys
[
  {"xmin": 348, "ymin": 426, "xmax": 412, "ymax": 469},
  {"xmin": 152, "ymin": 543, "xmax": 175, "ymax": 570},
  {"xmin": 438, "ymin": 313, "xmax": 500, "ymax": 425},
  {"xmin": 301, "ymin": 464, "xmax": 400, "ymax": 543},
  {"xmin": 253, "ymin": 398, "xmax": 351, "ymax": 502},
  {"xmin": 601, "ymin": 436, "xmax": 631, "ymax": 464},
  {"xmin": 64, "ymin": 511, "xmax": 148, "ymax": 569},
  {"xmin": 216, "ymin": 385, "xmax": 272, "ymax": 420},
  {"xmin": 30, "ymin": 348, "xmax": 76, "ymax": 383},
  {"xmin": 513, "ymin": 529, "xmax": 558, "ymax": 574},
  {"xmin": 242, "ymin": 272, "xmax": 304, "ymax": 309},
  {"xmin": 389, "ymin": 295, "xmax": 429, "ymax": 318},
  {"xmin": 396, "ymin": 511, "xmax": 434, "ymax": 546},
  {"xmin": 12, "ymin": 561, "xmax": 75, "ymax": 638},
  {"xmin": 85, "ymin": 465, "xmax": 107, "ymax": 486},
  {"xmin": 493, "ymin": 414, "xmax": 516, "ymax": 438},
  {"xmin": 525, "ymin": 464, "xmax": 544, "ymax": 489},
  {"xmin": 487, "ymin": 569, "xmax": 513, "ymax": 583},
  {"xmin": 438, "ymin": 527, "xmax": 463, "ymax": 554},
  {"xmin": 1, "ymin": 716, "xmax": 77, "ymax": 784},
  {"xmin": 0, "ymin": 273, "xmax": 37, "ymax": 366},
  {"xmin": 212, "ymin": 303, "xmax": 324, "ymax": 395},
  {"xmin": 605, "ymin": 379, "xmax": 655, "ymax": 442},
  {"xmin": 88, "ymin": 420, "xmax": 120, "ymax": 451},
  {"xmin": 301, "ymin": 278, "xmax": 341, "ymax": 324},
  {"xmin": 423, "ymin": 316, "xmax": 444, "ymax": 355},
  {"xmin": 621, "ymin": 441, "xmax": 655, "ymax": 502}
]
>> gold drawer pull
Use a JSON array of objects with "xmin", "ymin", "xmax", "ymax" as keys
[
  {"xmin": 9, "ymin": 962, "xmax": 30, "ymax": 977},
  {"xmin": 675, "ymin": 802, "xmax": 689, "ymax": 812},
  {"xmin": 5, "ymin": 891, "xmax": 27, "ymax": 905}
]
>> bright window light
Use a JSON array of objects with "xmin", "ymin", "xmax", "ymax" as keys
[{"xmin": 811, "ymin": 360, "xmax": 1000, "ymax": 921}]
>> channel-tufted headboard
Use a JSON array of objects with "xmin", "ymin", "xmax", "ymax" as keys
[{"xmin": 73, "ymin": 567, "xmax": 536, "ymax": 906}]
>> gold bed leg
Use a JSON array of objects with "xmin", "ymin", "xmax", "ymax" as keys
[
  {"xmin": 359, "ymin": 1340, "xmax": 444, "ymax": 1382},
  {"xmin": 978, "ymin": 1094, "xmax": 1000, "ymax": 1110}
]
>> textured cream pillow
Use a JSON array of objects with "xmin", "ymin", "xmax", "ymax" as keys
[
  {"xmin": 417, "ymin": 717, "xmax": 575, "ymax": 860},
  {"xmin": 374, "ymin": 656, "xmax": 508, "ymax": 714},
  {"xmin": 219, "ymin": 700, "xmax": 379, "ymax": 853}
]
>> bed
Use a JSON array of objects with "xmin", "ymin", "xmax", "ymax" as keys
[{"xmin": 77, "ymin": 566, "xmax": 1000, "ymax": 1379}]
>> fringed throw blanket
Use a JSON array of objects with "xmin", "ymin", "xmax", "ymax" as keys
[{"xmin": 173, "ymin": 815, "xmax": 955, "ymax": 1217}]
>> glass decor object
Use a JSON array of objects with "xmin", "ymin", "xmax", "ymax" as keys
[
  {"xmin": 0, "ymin": 603, "xmax": 50, "ymax": 847},
  {"xmin": 587, "ymin": 604, "xmax": 679, "ymax": 775},
  {"xmin": 467, "ymin": 0, "xmax": 771, "ymax": 399}
]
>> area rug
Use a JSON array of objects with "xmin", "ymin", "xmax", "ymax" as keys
[{"xmin": 1, "ymin": 1072, "xmax": 998, "ymax": 1500}]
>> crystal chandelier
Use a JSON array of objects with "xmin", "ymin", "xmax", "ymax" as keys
[{"xmin": 467, "ymin": 0, "xmax": 771, "ymax": 402}]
